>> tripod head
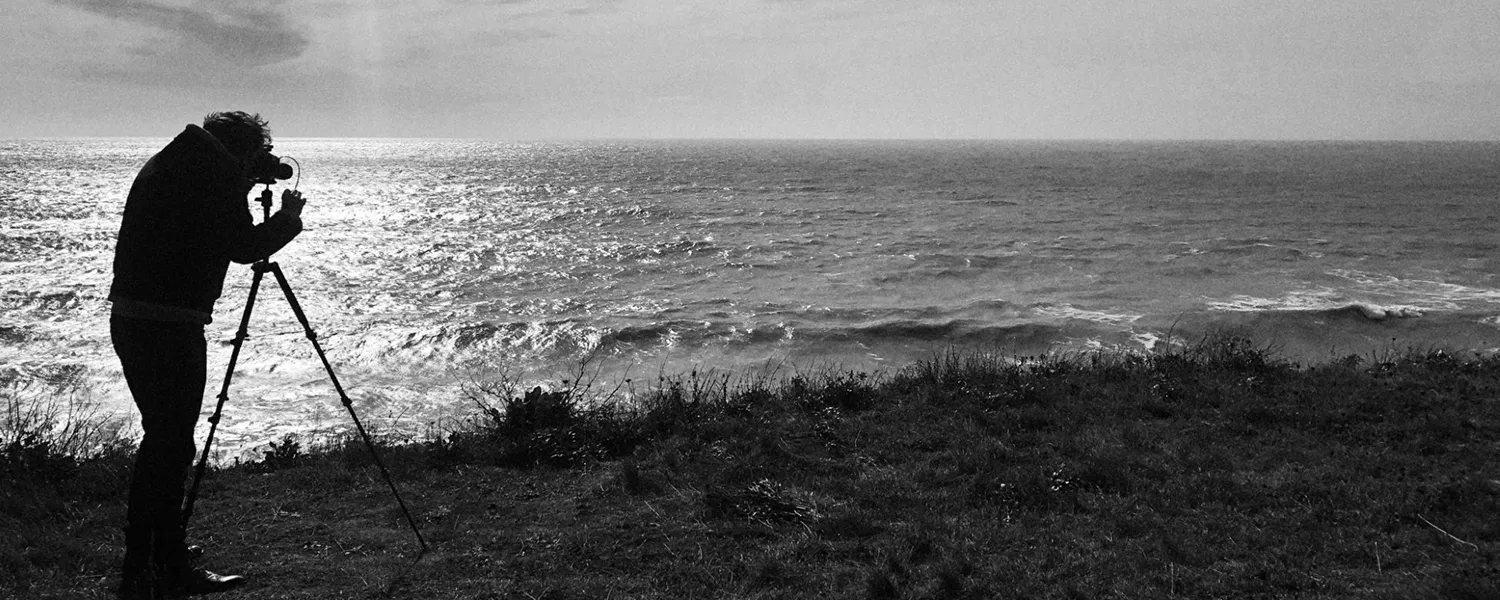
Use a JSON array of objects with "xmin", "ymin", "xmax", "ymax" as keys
[{"xmin": 256, "ymin": 184, "xmax": 276, "ymax": 221}]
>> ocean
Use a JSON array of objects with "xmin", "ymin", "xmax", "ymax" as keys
[{"xmin": 4, "ymin": 138, "xmax": 1500, "ymax": 456}]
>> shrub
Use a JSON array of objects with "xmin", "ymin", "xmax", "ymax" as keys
[
  {"xmin": 246, "ymin": 434, "xmax": 305, "ymax": 473},
  {"xmin": 1, "ymin": 372, "xmax": 133, "ymax": 484}
]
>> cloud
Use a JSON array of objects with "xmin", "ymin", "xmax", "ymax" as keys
[
  {"xmin": 54, "ymin": 0, "xmax": 308, "ymax": 67},
  {"xmin": 562, "ymin": 0, "xmax": 624, "ymax": 17},
  {"xmin": 472, "ymin": 28, "xmax": 556, "ymax": 47},
  {"xmin": 446, "ymin": 0, "xmax": 536, "ymax": 5},
  {"xmin": 451, "ymin": 0, "xmax": 625, "ymax": 17}
]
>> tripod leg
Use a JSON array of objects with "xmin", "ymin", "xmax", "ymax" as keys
[
  {"xmin": 264, "ymin": 262, "xmax": 429, "ymax": 553},
  {"xmin": 183, "ymin": 262, "xmax": 267, "ymax": 529}
]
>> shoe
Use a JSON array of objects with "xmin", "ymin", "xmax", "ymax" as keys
[{"xmin": 172, "ymin": 568, "xmax": 246, "ymax": 596}]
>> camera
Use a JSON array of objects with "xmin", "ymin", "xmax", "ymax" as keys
[{"xmin": 247, "ymin": 146, "xmax": 294, "ymax": 185}]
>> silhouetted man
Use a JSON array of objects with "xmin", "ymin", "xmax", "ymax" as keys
[{"xmin": 110, "ymin": 112, "xmax": 305, "ymax": 598}]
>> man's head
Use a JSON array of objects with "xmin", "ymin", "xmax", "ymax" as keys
[{"xmin": 202, "ymin": 111, "xmax": 272, "ymax": 159}]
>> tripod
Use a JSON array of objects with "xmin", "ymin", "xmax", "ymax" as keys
[{"xmin": 182, "ymin": 185, "xmax": 427, "ymax": 554}]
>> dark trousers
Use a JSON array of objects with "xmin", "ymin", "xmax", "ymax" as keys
[{"xmin": 111, "ymin": 315, "xmax": 206, "ymax": 568}]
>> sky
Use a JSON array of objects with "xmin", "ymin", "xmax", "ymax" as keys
[{"xmin": 4, "ymin": 0, "xmax": 1499, "ymax": 140}]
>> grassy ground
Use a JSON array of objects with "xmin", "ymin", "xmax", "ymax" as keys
[{"xmin": 5, "ymin": 336, "xmax": 1500, "ymax": 599}]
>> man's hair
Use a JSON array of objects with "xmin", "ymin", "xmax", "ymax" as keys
[{"xmin": 202, "ymin": 111, "xmax": 272, "ymax": 157}]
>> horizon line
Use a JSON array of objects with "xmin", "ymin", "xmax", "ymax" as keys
[{"xmin": 6, "ymin": 135, "xmax": 1500, "ymax": 144}]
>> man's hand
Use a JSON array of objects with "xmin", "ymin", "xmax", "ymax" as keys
[{"xmin": 280, "ymin": 190, "xmax": 306, "ymax": 218}]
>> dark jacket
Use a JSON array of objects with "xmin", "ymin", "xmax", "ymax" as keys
[{"xmin": 109, "ymin": 125, "xmax": 302, "ymax": 323}]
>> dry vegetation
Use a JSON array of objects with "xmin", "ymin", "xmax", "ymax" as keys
[{"xmin": 6, "ymin": 336, "xmax": 1500, "ymax": 599}]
